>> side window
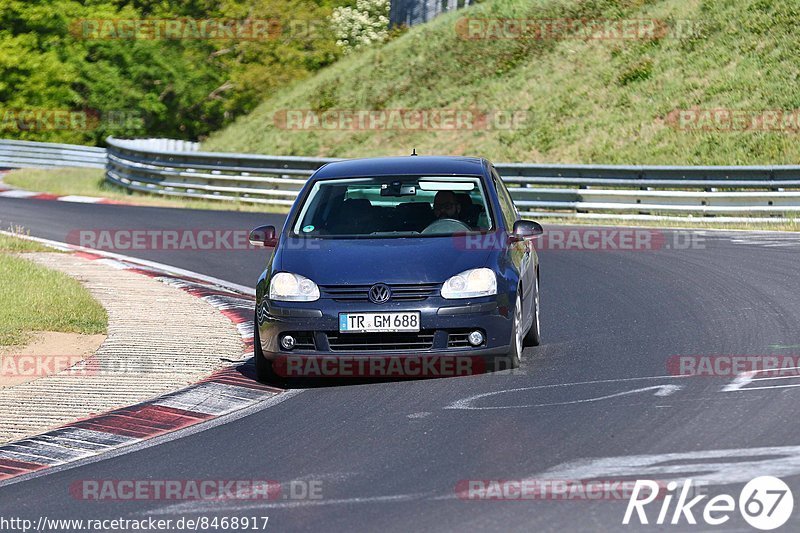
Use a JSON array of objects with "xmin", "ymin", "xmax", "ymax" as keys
[{"xmin": 491, "ymin": 169, "xmax": 518, "ymax": 229}]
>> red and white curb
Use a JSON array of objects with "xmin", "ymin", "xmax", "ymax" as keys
[
  {"xmin": 0, "ymin": 241, "xmax": 281, "ymax": 485},
  {"xmin": 0, "ymin": 187, "xmax": 126, "ymax": 205},
  {"xmin": 0, "ymin": 178, "xmax": 127, "ymax": 205}
]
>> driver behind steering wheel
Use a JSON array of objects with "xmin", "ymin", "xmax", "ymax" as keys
[{"xmin": 433, "ymin": 190, "xmax": 461, "ymax": 221}]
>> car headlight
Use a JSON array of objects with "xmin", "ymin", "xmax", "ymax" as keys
[
  {"xmin": 269, "ymin": 272, "xmax": 320, "ymax": 302},
  {"xmin": 441, "ymin": 268, "xmax": 497, "ymax": 299}
]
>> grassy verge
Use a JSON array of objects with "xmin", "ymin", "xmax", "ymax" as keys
[
  {"xmin": 3, "ymin": 168, "xmax": 287, "ymax": 213},
  {"xmin": 0, "ymin": 232, "xmax": 54, "ymax": 253},
  {"xmin": 0, "ymin": 236, "xmax": 107, "ymax": 347},
  {"xmin": 204, "ymin": 0, "xmax": 800, "ymax": 166}
]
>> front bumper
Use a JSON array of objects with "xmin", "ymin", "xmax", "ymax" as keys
[{"xmin": 255, "ymin": 296, "xmax": 513, "ymax": 361}]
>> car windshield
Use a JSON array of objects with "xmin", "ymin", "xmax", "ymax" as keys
[{"xmin": 291, "ymin": 176, "xmax": 494, "ymax": 237}]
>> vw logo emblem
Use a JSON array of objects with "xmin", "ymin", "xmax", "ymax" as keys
[{"xmin": 368, "ymin": 283, "xmax": 391, "ymax": 304}]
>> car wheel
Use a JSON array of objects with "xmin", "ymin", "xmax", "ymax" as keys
[
  {"xmin": 523, "ymin": 274, "xmax": 541, "ymax": 347},
  {"xmin": 505, "ymin": 291, "xmax": 524, "ymax": 370},
  {"xmin": 253, "ymin": 312, "xmax": 278, "ymax": 383}
]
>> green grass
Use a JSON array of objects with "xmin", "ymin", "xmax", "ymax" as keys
[
  {"xmin": 3, "ymin": 168, "xmax": 287, "ymax": 213},
  {"xmin": 0, "ymin": 232, "xmax": 54, "ymax": 253},
  {"xmin": 204, "ymin": 0, "xmax": 800, "ymax": 166},
  {"xmin": 0, "ymin": 250, "xmax": 108, "ymax": 347}
]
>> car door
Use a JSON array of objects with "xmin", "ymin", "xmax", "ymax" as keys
[{"xmin": 491, "ymin": 168, "xmax": 534, "ymax": 328}]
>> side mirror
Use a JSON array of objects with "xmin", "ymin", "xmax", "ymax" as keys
[
  {"xmin": 512, "ymin": 220, "xmax": 543, "ymax": 239},
  {"xmin": 249, "ymin": 225, "xmax": 277, "ymax": 247}
]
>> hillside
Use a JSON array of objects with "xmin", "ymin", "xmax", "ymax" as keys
[{"xmin": 204, "ymin": 0, "xmax": 800, "ymax": 165}]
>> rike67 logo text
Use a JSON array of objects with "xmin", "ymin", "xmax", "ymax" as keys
[{"xmin": 624, "ymin": 477, "xmax": 793, "ymax": 530}]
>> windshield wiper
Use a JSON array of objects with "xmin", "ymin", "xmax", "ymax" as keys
[{"xmin": 368, "ymin": 231, "xmax": 420, "ymax": 236}]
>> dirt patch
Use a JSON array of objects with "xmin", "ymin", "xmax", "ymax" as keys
[{"xmin": 0, "ymin": 331, "xmax": 106, "ymax": 388}]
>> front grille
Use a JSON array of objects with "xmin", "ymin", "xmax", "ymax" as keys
[
  {"xmin": 326, "ymin": 330, "xmax": 435, "ymax": 351},
  {"xmin": 447, "ymin": 331, "xmax": 472, "ymax": 348},
  {"xmin": 320, "ymin": 283, "xmax": 439, "ymax": 302}
]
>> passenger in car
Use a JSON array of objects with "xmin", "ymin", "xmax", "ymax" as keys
[{"xmin": 455, "ymin": 192, "xmax": 482, "ymax": 228}]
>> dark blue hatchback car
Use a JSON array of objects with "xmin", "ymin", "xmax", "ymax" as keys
[{"xmin": 249, "ymin": 156, "xmax": 542, "ymax": 381}]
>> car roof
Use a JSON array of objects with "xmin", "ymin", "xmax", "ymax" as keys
[{"xmin": 311, "ymin": 156, "xmax": 488, "ymax": 180}]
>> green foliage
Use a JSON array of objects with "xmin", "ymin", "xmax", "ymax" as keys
[
  {"xmin": 330, "ymin": 0, "xmax": 390, "ymax": 53},
  {"xmin": 0, "ymin": 0, "xmax": 350, "ymax": 144}
]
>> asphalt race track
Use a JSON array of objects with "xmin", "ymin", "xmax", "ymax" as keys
[{"xmin": 2, "ymin": 195, "xmax": 800, "ymax": 531}]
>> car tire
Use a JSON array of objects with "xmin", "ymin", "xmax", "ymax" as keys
[
  {"xmin": 253, "ymin": 312, "xmax": 278, "ymax": 383},
  {"xmin": 498, "ymin": 291, "xmax": 524, "ymax": 371},
  {"xmin": 523, "ymin": 274, "xmax": 541, "ymax": 347}
]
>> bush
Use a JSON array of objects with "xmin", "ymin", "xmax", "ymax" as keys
[
  {"xmin": 0, "ymin": 0, "xmax": 350, "ymax": 144},
  {"xmin": 330, "ymin": 0, "xmax": 390, "ymax": 53}
]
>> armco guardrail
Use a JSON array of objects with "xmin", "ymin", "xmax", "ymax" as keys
[
  {"xmin": 0, "ymin": 138, "xmax": 195, "ymax": 171},
  {"xmin": 3, "ymin": 137, "xmax": 799, "ymax": 221},
  {"xmin": 0, "ymin": 139, "xmax": 106, "ymax": 169},
  {"xmin": 106, "ymin": 137, "xmax": 335, "ymax": 207},
  {"xmin": 497, "ymin": 164, "xmax": 800, "ymax": 218},
  {"xmin": 106, "ymin": 137, "xmax": 800, "ymax": 220}
]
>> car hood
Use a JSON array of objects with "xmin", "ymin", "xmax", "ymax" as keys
[{"xmin": 275, "ymin": 237, "xmax": 494, "ymax": 285}]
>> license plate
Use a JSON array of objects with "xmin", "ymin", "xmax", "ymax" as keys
[{"xmin": 339, "ymin": 312, "xmax": 420, "ymax": 333}]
